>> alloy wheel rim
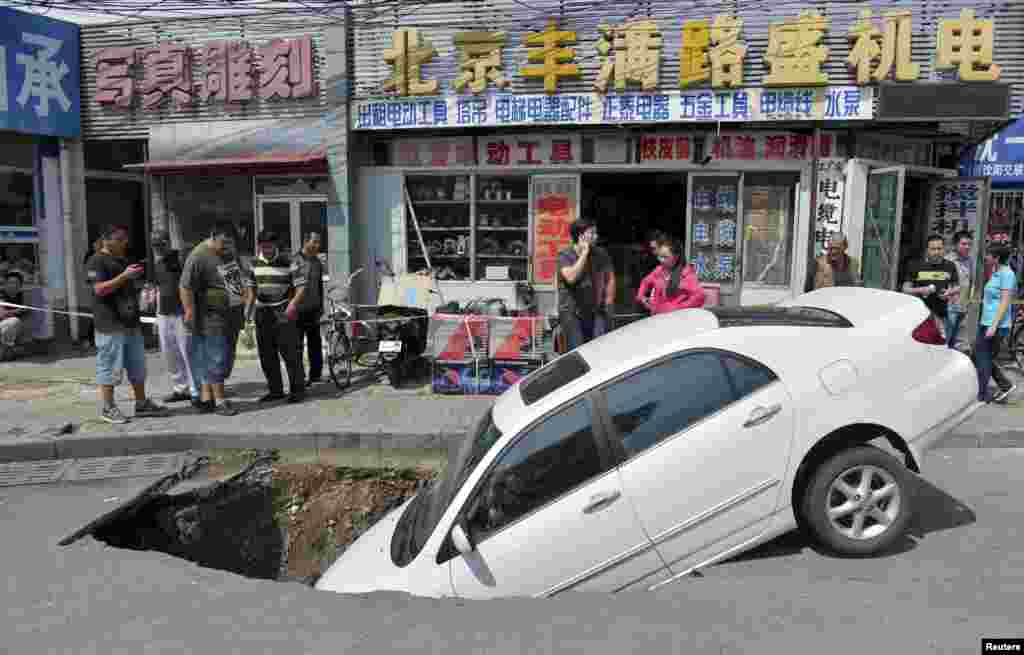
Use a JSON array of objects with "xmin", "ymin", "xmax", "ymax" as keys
[{"xmin": 826, "ymin": 465, "xmax": 901, "ymax": 541}]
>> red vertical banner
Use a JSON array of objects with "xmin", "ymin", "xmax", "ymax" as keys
[{"xmin": 531, "ymin": 176, "xmax": 578, "ymax": 285}]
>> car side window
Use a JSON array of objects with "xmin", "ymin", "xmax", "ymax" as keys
[
  {"xmin": 721, "ymin": 353, "xmax": 777, "ymax": 398},
  {"xmin": 603, "ymin": 352, "xmax": 735, "ymax": 457},
  {"xmin": 465, "ymin": 398, "xmax": 605, "ymax": 540}
]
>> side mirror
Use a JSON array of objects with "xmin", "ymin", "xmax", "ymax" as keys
[{"xmin": 451, "ymin": 521, "xmax": 475, "ymax": 555}]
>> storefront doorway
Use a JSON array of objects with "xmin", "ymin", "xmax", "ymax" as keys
[{"xmin": 256, "ymin": 197, "xmax": 329, "ymax": 257}]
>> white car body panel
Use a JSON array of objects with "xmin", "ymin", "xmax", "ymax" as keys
[
  {"xmin": 449, "ymin": 469, "xmax": 671, "ymax": 599},
  {"xmin": 316, "ymin": 288, "xmax": 981, "ymax": 599}
]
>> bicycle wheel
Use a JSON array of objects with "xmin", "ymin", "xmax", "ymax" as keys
[
  {"xmin": 327, "ymin": 329, "xmax": 353, "ymax": 390},
  {"xmin": 1011, "ymin": 324, "xmax": 1024, "ymax": 371}
]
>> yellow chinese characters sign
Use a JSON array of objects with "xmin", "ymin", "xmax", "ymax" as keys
[{"xmin": 376, "ymin": 9, "xmax": 1003, "ymax": 97}]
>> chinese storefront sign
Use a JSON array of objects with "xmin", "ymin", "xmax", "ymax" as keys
[
  {"xmin": 94, "ymin": 35, "xmax": 316, "ymax": 111},
  {"xmin": 353, "ymin": 86, "xmax": 872, "ymax": 130},
  {"xmin": 392, "ymin": 137, "xmax": 476, "ymax": 167},
  {"xmin": 519, "ymin": 19, "xmax": 580, "ymax": 94},
  {"xmin": 367, "ymin": 8, "xmax": 1003, "ymax": 101},
  {"xmin": 637, "ymin": 134, "xmax": 692, "ymax": 163},
  {"xmin": 478, "ymin": 134, "xmax": 581, "ymax": 168},
  {"xmin": 531, "ymin": 175, "xmax": 577, "ymax": 285},
  {"xmin": 930, "ymin": 178, "xmax": 985, "ymax": 246},
  {"xmin": 0, "ymin": 7, "xmax": 80, "ymax": 137},
  {"xmin": 815, "ymin": 165, "xmax": 845, "ymax": 252},
  {"xmin": 961, "ymin": 121, "xmax": 1024, "ymax": 184},
  {"xmin": 697, "ymin": 132, "xmax": 843, "ymax": 162}
]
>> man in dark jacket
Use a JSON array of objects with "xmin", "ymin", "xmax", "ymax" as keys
[
  {"xmin": 295, "ymin": 231, "xmax": 326, "ymax": 387},
  {"xmin": 557, "ymin": 218, "xmax": 615, "ymax": 350}
]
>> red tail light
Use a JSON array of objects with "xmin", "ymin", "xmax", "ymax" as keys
[{"xmin": 912, "ymin": 318, "xmax": 945, "ymax": 345}]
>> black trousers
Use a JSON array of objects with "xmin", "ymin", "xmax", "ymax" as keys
[
  {"xmin": 297, "ymin": 309, "xmax": 323, "ymax": 381},
  {"xmin": 224, "ymin": 306, "xmax": 245, "ymax": 380},
  {"xmin": 255, "ymin": 308, "xmax": 304, "ymax": 395}
]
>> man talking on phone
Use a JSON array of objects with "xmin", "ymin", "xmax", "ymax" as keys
[
  {"xmin": 85, "ymin": 224, "xmax": 167, "ymax": 424},
  {"xmin": 557, "ymin": 218, "xmax": 615, "ymax": 351}
]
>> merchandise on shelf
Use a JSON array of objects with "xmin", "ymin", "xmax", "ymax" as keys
[
  {"xmin": 694, "ymin": 187, "xmax": 716, "ymax": 212},
  {"xmin": 716, "ymin": 219, "xmax": 737, "ymax": 247},
  {"xmin": 716, "ymin": 186, "xmax": 738, "ymax": 213},
  {"xmin": 693, "ymin": 221, "xmax": 711, "ymax": 246}
]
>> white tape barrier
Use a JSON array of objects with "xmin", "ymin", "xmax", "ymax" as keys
[{"xmin": 0, "ymin": 300, "xmax": 157, "ymax": 325}]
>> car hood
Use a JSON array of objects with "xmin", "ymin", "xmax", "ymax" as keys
[{"xmin": 314, "ymin": 497, "xmax": 411, "ymax": 594}]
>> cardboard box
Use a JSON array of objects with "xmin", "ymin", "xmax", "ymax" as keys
[
  {"xmin": 432, "ymin": 360, "xmax": 484, "ymax": 395},
  {"xmin": 484, "ymin": 360, "xmax": 542, "ymax": 395}
]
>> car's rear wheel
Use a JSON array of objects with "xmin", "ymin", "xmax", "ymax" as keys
[{"xmin": 801, "ymin": 445, "xmax": 914, "ymax": 556}]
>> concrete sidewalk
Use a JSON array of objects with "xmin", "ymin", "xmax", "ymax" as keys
[{"xmin": 1, "ymin": 348, "xmax": 1022, "ymax": 463}]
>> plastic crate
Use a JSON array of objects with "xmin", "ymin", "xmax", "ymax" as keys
[
  {"xmin": 488, "ymin": 316, "xmax": 547, "ymax": 360},
  {"xmin": 431, "ymin": 359, "xmax": 489, "ymax": 395},
  {"xmin": 429, "ymin": 314, "xmax": 490, "ymax": 362}
]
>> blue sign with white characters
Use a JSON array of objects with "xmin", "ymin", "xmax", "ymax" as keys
[
  {"xmin": 961, "ymin": 118, "xmax": 1024, "ymax": 187},
  {"xmin": 352, "ymin": 86, "xmax": 873, "ymax": 130},
  {"xmin": 0, "ymin": 7, "xmax": 80, "ymax": 138}
]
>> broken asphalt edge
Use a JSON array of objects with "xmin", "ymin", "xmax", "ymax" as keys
[
  {"xmin": 0, "ymin": 430, "xmax": 465, "ymax": 464},
  {"xmin": 2, "ymin": 425, "xmax": 1024, "ymax": 465}
]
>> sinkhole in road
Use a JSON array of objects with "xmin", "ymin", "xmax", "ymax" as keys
[{"xmin": 58, "ymin": 448, "xmax": 442, "ymax": 585}]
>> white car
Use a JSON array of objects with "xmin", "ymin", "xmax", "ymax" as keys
[{"xmin": 316, "ymin": 287, "xmax": 981, "ymax": 599}]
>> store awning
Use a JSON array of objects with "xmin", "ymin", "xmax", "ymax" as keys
[
  {"xmin": 960, "ymin": 117, "xmax": 1024, "ymax": 187},
  {"xmin": 126, "ymin": 112, "xmax": 342, "ymax": 176}
]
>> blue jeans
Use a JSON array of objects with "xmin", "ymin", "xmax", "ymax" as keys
[
  {"xmin": 561, "ymin": 312, "xmax": 609, "ymax": 351},
  {"xmin": 95, "ymin": 331, "xmax": 147, "ymax": 386},
  {"xmin": 189, "ymin": 334, "xmax": 230, "ymax": 386},
  {"xmin": 944, "ymin": 311, "xmax": 965, "ymax": 348},
  {"xmin": 974, "ymin": 324, "xmax": 1012, "ymax": 401}
]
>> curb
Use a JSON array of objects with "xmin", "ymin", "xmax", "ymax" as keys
[{"xmin": 0, "ymin": 431, "xmax": 464, "ymax": 464}]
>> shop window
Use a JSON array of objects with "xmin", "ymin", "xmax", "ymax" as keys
[
  {"xmin": 0, "ymin": 243, "xmax": 41, "ymax": 288},
  {"xmin": 690, "ymin": 175, "xmax": 740, "ymax": 285},
  {"xmin": 742, "ymin": 173, "xmax": 798, "ymax": 287},
  {"xmin": 0, "ymin": 171, "xmax": 34, "ymax": 227},
  {"xmin": 475, "ymin": 175, "xmax": 529, "ymax": 281},
  {"xmin": 405, "ymin": 174, "xmax": 471, "ymax": 280},
  {"xmin": 165, "ymin": 176, "xmax": 255, "ymax": 257}
]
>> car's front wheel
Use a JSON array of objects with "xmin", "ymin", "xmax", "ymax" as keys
[{"xmin": 801, "ymin": 445, "xmax": 914, "ymax": 556}]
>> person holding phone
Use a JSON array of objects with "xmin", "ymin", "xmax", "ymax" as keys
[
  {"xmin": 85, "ymin": 224, "xmax": 167, "ymax": 424},
  {"xmin": 558, "ymin": 218, "xmax": 615, "ymax": 350}
]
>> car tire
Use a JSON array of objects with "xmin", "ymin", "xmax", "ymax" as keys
[{"xmin": 800, "ymin": 445, "xmax": 914, "ymax": 557}]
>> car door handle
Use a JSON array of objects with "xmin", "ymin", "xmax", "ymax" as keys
[
  {"xmin": 582, "ymin": 490, "xmax": 622, "ymax": 514},
  {"xmin": 743, "ymin": 403, "xmax": 782, "ymax": 428}
]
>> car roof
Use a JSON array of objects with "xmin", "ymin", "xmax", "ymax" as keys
[{"xmin": 491, "ymin": 309, "xmax": 720, "ymax": 435}]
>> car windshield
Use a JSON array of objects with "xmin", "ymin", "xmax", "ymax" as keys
[{"xmin": 391, "ymin": 409, "xmax": 503, "ymax": 566}]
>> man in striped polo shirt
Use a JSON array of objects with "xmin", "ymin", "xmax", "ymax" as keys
[{"xmin": 245, "ymin": 230, "xmax": 307, "ymax": 403}]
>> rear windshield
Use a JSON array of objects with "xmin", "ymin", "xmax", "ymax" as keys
[
  {"xmin": 709, "ymin": 306, "xmax": 853, "ymax": 328},
  {"xmin": 520, "ymin": 352, "xmax": 590, "ymax": 405}
]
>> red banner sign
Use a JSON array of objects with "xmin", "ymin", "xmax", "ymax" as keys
[{"xmin": 531, "ymin": 176, "xmax": 577, "ymax": 285}]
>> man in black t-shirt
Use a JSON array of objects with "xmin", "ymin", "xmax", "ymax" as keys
[
  {"xmin": 902, "ymin": 233, "xmax": 961, "ymax": 335},
  {"xmin": 557, "ymin": 218, "xmax": 616, "ymax": 351},
  {"xmin": 152, "ymin": 231, "xmax": 198, "ymax": 405},
  {"xmin": 85, "ymin": 224, "xmax": 168, "ymax": 425},
  {"xmin": 295, "ymin": 231, "xmax": 326, "ymax": 386}
]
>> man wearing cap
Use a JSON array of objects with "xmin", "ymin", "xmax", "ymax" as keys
[
  {"xmin": 246, "ymin": 230, "xmax": 307, "ymax": 403},
  {"xmin": 295, "ymin": 231, "xmax": 326, "ymax": 387},
  {"xmin": 151, "ymin": 231, "xmax": 198, "ymax": 406}
]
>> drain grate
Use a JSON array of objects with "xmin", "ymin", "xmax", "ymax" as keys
[
  {"xmin": 66, "ymin": 454, "xmax": 183, "ymax": 482},
  {"xmin": 0, "ymin": 460, "xmax": 70, "ymax": 487}
]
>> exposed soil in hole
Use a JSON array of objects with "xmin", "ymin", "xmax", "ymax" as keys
[
  {"xmin": 274, "ymin": 463, "xmax": 436, "ymax": 581},
  {"xmin": 59, "ymin": 451, "xmax": 439, "ymax": 586}
]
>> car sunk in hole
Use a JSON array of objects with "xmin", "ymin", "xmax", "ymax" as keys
[{"xmin": 316, "ymin": 287, "xmax": 980, "ymax": 599}]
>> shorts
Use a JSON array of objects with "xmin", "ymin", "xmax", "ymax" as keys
[
  {"xmin": 95, "ymin": 331, "xmax": 147, "ymax": 386},
  {"xmin": 189, "ymin": 334, "xmax": 229, "ymax": 386}
]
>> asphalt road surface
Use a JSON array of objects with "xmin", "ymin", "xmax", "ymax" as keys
[{"xmin": 3, "ymin": 448, "xmax": 1022, "ymax": 655}]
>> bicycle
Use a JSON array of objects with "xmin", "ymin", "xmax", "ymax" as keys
[{"xmin": 322, "ymin": 268, "xmax": 364, "ymax": 390}]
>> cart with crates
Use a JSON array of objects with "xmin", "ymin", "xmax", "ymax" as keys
[
  {"xmin": 428, "ymin": 313, "xmax": 491, "ymax": 394},
  {"xmin": 483, "ymin": 315, "xmax": 548, "ymax": 396}
]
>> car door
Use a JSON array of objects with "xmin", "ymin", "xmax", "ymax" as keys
[
  {"xmin": 444, "ymin": 395, "xmax": 670, "ymax": 599},
  {"xmin": 600, "ymin": 350, "xmax": 794, "ymax": 579}
]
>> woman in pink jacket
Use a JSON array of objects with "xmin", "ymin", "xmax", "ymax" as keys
[{"xmin": 636, "ymin": 237, "xmax": 705, "ymax": 314}]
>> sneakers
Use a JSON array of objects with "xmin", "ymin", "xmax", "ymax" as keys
[
  {"xmin": 260, "ymin": 392, "xmax": 286, "ymax": 403},
  {"xmin": 287, "ymin": 391, "xmax": 305, "ymax": 404},
  {"xmin": 134, "ymin": 399, "xmax": 169, "ymax": 417},
  {"xmin": 214, "ymin": 400, "xmax": 238, "ymax": 417},
  {"xmin": 163, "ymin": 391, "xmax": 192, "ymax": 403},
  {"xmin": 993, "ymin": 384, "xmax": 1017, "ymax": 404},
  {"xmin": 195, "ymin": 399, "xmax": 215, "ymax": 414},
  {"xmin": 100, "ymin": 405, "xmax": 129, "ymax": 424}
]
